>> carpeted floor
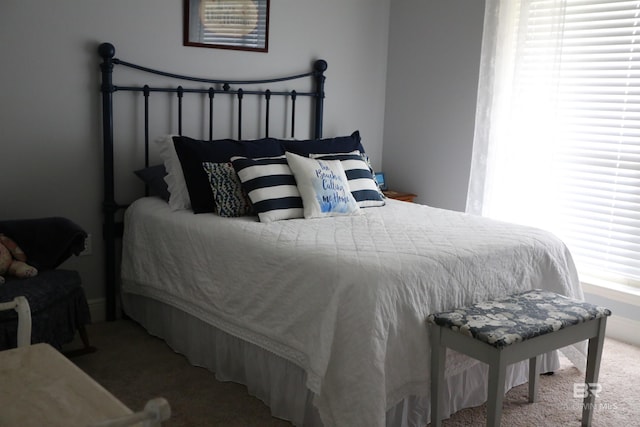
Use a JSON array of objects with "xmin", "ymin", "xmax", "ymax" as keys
[{"xmin": 67, "ymin": 319, "xmax": 640, "ymax": 426}]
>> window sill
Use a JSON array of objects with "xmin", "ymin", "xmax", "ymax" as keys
[
  {"xmin": 581, "ymin": 280, "xmax": 640, "ymax": 347},
  {"xmin": 581, "ymin": 280, "xmax": 640, "ymax": 307}
]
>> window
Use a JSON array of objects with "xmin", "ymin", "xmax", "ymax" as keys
[{"xmin": 468, "ymin": 0, "xmax": 640, "ymax": 289}]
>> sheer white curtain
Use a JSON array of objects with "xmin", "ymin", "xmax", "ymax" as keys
[{"xmin": 467, "ymin": 0, "xmax": 640, "ymax": 289}]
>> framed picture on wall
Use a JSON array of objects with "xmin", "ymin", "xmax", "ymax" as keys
[{"xmin": 184, "ymin": 0, "xmax": 270, "ymax": 52}]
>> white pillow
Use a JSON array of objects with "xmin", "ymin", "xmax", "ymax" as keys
[
  {"xmin": 310, "ymin": 150, "xmax": 385, "ymax": 208},
  {"xmin": 285, "ymin": 152, "xmax": 360, "ymax": 219},
  {"xmin": 156, "ymin": 134, "xmax": 191, "ymax": 210}
]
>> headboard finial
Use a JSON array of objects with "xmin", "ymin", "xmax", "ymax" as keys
[
  {"xmin": 314, "ymin": 59, "xmax": 328, "ymax": 73},
  {"xmin": 98, "ymin": 42, "xmax": 115, "ymax": 59},
  {"xmin": 312, "ymin": 60, "xmax": 327, "ymax": 139}
]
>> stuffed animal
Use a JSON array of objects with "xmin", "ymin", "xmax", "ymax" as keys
[{"xmin": 0, "ymin": 234, "xmax": 38, "ymax": 285}]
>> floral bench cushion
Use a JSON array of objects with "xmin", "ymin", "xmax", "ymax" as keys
[{"xmin": 427, "ymin": 289, "xmax": 611, "ymax": 349}]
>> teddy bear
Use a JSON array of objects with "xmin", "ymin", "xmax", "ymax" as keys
[{"xmin": 0, "ymin": 233, "xmax": 38, "ymax": 285}]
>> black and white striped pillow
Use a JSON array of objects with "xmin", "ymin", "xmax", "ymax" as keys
[
  {"xmin": 311, "ymin": 151, "xmax": 385, "ymax": 207},
  {"xmin": 231, "ymin": 156, "xmax": 303, "ymax": 223}
]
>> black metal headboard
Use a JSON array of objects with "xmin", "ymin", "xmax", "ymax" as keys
[{"xmin": 98, "ymin": 42, "xmax": 327, "ymax": 320}]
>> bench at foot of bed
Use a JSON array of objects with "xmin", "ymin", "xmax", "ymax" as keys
[{"xmin": 427, "ymin": 289, "xmax": 611, "ymax": 427}]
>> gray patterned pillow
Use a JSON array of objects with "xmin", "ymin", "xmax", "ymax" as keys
[{"xmin": 202, "ymin": 162, "xmax": 253, "ymax": 217}]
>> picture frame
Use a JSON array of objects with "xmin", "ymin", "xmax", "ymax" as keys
[
  {"xmin": 184, "ymin": 0, "xmax": 270, "ymax": 52},
  {"xmin": 375, "ymin": 172, "xmax": 387, "ymax": 191}
]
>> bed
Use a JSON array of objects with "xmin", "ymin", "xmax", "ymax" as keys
[{"xmin": 98, "ymin": 42, "xmax": 586, "ymax": 427}]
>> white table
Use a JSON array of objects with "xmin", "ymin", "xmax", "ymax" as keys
[{"xmin": 0, "ymin": 343, "xmax": 134, "ymax": 427}]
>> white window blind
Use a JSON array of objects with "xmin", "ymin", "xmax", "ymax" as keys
[
  {"xmin": 471, "ymin": 0, "xmax": 640, "ymax": 288},
  {"xmin": 536, "ymin": 0, "xmax": 640, "ymax": 287}
]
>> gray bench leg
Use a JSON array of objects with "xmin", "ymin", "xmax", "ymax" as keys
[
  {"xmin": 582, "ymin": 318, "xmax": 607, "ymax": 427},
  {"xmin": 487, "ymin": 355, "xmax": 506, "ymax": 427},
  {"xmin": 430, "ymin": 325, "xmax": 445, "ymax": 427},
  {"xmin": 528, "ymin": 355, "xmax": 540, "ymax": 403}
]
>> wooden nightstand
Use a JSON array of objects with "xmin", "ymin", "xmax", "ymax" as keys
[{"xmin": 383, "ymin": 190, "xmax": 417, "ymax": 203}]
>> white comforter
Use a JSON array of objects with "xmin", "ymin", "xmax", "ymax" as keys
[{"xmin": 121, "ymin": 197, "xmax": 583, "ymax": 427}]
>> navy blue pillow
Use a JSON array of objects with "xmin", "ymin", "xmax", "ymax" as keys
[
  {"xmin": 173, "ymin": 136, "xmax": 285, "ymax": 214},
  {"xmin": 134, "ymin": 165, "xmax": 170, "ymax": 201},
  {"xmin": 280, "ymin": 130, "xmax": 365, "ymax": 156}
]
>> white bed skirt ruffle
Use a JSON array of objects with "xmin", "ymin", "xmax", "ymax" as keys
[{"xmin": 122, "ymin": 292, "xmax": 560, "ymax": 427}]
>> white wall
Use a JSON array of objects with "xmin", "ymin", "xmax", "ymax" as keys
[
  {"xmin": 383, "ymin": 0, "xmax": 485, "ymax": 211},
  {"xmin": 0, "ymin": 0, "xmax": 391, "ymax": 309}
]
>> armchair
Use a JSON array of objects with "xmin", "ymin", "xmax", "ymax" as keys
[{"xmin": 0, "ymin": 217, "xmax": 92, "ymax": 352}]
